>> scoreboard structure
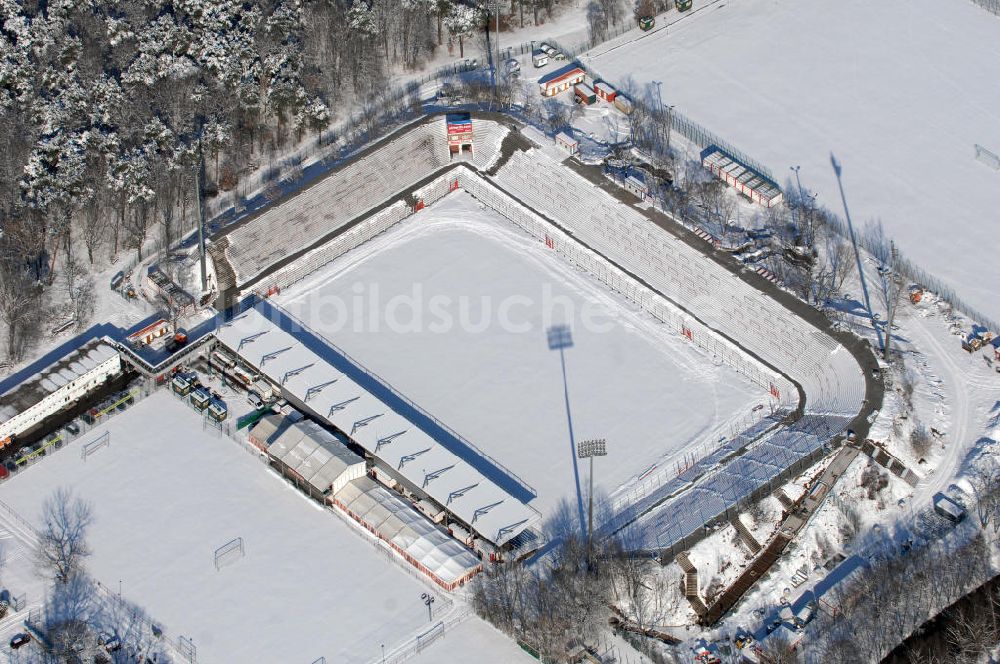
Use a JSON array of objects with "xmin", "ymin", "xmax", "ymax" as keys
[{"xmin": 445, "ymin": 112, "xmax": 474, "ymax": 158}]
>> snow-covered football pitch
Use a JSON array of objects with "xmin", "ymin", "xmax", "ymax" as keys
[
  {"xmin": 585, "ymin": 0, "xmax": 1000, "ymax": 325},
  {"xmin": 1, "ymin": 392, "xmax": 444, "ymax": 664},
  {"xmin": 279, "ymin": 192, "xmax": 766, "ymax": 523}
]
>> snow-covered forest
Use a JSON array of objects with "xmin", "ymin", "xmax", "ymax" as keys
[{"xmin": 0, "ymin": 0, "xmax": 575, "ymax": 361}]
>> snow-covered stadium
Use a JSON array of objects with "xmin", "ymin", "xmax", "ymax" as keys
[
  {"xmin": 0, "ymin": 110, "xmax": 882, "ymax": 663},
  {"xmin": 208, "ymin": 112, "xmax": 879, "ymax": 559}
]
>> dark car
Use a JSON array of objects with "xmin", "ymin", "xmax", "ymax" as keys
[
  {"xmin": 64, "ymin": 420, "xmax": 81, "ymax": 435},
  {"xmin": 82, "ymin": 410, "xmax": 96, "ymax": 425},
  {"xmin": 10, "ymin": 632, "xmax": 31, "ymax": 649}
]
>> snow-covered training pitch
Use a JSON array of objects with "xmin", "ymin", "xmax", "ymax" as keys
[
  {"xmin": 584, "ymin": 0, "xmax": 1000, "ymax": 326},
  {"xmin": 278, "ymin": 192, "xmax": 765, "ymax": 522},
  {"xmin": 1, "ymin": 392, "xmax": 440, "ymax": 664}
]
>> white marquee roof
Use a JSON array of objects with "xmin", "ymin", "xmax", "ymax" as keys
[
  {"xmin": 215, "ymin": 308, "xmax": 540, "ymax": 546},
  {"xmin": 336, "ymin": 476, "xmax": 481, "ymax": 585}
]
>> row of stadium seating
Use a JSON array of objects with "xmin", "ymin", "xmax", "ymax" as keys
[
  {"xmin": 223, "ymin": 119, "xmax": 509, "ymax": 286},
  {"xmin": 482, "ymin": 150, "xmax": 868, "ymax": 554},
  {"xmin": 492, "ymin": 150, "xmax": 865, "ymax": 418}
]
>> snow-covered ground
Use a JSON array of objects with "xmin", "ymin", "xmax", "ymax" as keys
[
  {"xmin": 404, "ymin": 615, "xmax": 534, "ymax": 664},
  {"xmin": 584, "ymin": 0, "xmax": 1000, "ymax": 326},
  {"xmin": 0, "ymin": 391, "xmax": 450, "ymax": 664},
  {"xmin": 278, "ymin": 192, "xmax": 764, "ymax": 523},
  {"xmin": 676, "ymin": 254, "xmax": 1000, "ymax": 653}
]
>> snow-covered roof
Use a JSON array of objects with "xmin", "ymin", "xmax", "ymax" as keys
[
  {"xmin": 215, "ymin": 307, "xmax": 541, "ymax": 546},
  {"xmin": 593, "ymin": 82, "xmax": 616, "ymax": 95},
  {"xmin": 261, "ymin": 416, "xmax": 364, "ymax": 492},
  {"xmin": 0, "ymin": 340, "xmax": 119, "ymax": 425},
  {"xmin": 538, "ymin": 64, "xmax": 585, "ymax": 88},
  {"xmin": 335, "ymin": 476, "xmax": 481, "ymax": 585},
  {"xmin": 555, "ymin": 132, "xmax": 578, "ymax": 146}
]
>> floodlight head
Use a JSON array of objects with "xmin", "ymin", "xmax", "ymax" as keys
[
  {"xmin": 578, "ymin": 438, "xmax": 607, "ymax": 459},
  {"xmin": 547, "ymin": 324, "xmax": 573, "ymax": 350}
]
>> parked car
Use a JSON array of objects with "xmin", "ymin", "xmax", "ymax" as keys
[
  {"xmin": 64, "ymin": 420, "xmax": 81, "ymax": 435},
  {"xmin": 10, "ymin": 633, "xmax": 31, "ymax": 649},
  {"xmin": 247, "ymin": 391, "xmax": 265, "ymax": 410}
]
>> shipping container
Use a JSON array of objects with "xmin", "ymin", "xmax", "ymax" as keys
[{"xmin": 574, "ymin": 83, "xmax": 597, "ymax": 105}]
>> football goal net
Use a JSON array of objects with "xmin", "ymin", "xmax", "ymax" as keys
[
  {"xmin": 213, "ymin": 537, "xmax": 245, "ymax": 571},
  {"xmin": 80, "ymin": 432, "xmax": 110, "ymax": 461}
]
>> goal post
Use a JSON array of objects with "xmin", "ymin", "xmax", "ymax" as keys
[
  {"xmin": 213, "ymin": 537, "xmax": 245, "ymax": 571},
  {"xmin": 80, "ymin": 431, "xmax": 110, "ymax": 461}
]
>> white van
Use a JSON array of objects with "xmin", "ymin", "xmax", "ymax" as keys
[{"xmin": 531, "ymin": 49, "xmax": 549, "ymax": 68}]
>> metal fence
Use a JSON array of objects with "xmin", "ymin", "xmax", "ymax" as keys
[
  {"xmin": 369, "ymin": 609, "xmax": 473, "ymax": 664},
  {"xmin": 0, "ymin": 379, "xmax": 156, "ymax": 485},
  {"xmin": 456, "ymin": 167, "xmax": 794, "ymax": 401}
]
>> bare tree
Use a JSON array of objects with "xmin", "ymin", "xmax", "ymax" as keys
[
  {"xmin": 44, "ymin": 573, "xmax": 101, "ymax": 663},
  {"xmin": 0, "ymin": 263, "xmax": 44, "ymax": 362},
  {"xmin": 36, "ymin": 488, "xmax": 94, "ymax": 584},
  {"xmin": 967, "ymin": 458, "xmax": 1000, "ymax": 532}
]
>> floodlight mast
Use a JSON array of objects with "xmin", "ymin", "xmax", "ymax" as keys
[{"xmin": 577, "ymin": 438, "xmax": 607, "ymax": 567}]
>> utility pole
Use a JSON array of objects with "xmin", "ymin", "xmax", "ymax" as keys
[
  {"xmin": 884, "ymin": 241, "xmax": 899, "ymax": 361},
  {"xmin": 652, "ymin": 80, "xmax": 664, "ymax": 148},
  {"xmin": 790, "ymin": 165, "xmax": 812, "ymax": 245},
  {"xmin": 577, "ymin": 438, "xmax": 607, "ymax": 568},
  {"xmin": 666, "ymin": 104, "xmax": 675, "ymax": 156},
  {"xmin": 485, "ymin": 0, "xmax": 501, "ymax": 106},
  {"xmin": 196, "ymin": 135, "xmax": 208, "ymax": 294}
]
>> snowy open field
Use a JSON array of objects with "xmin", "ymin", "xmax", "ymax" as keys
[
  {"xmin": 279, "ymin": 192, "xmax": 764, "ymax": 524},
  {"xmin": 0, "ymin": 392, "xmax": 439, "ymax": 664},
  {"xmin": 585, "ymin": 0, "xmax": 1000, "ymax": 325}
]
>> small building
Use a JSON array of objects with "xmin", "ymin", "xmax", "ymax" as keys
[
  {"xmin": 624, "ymin": 175, "xmax": 649, "ymax": 200},
  {"xmin": 933, "ymin": 493, "xmax": 966, "ymax": 523},
  {"xmin": 574, "ymin": 83, "xmax": 596, "ymax": 105},
  {"xmin": 170, "ymin": 375, "xmax": 192, "ymax": 396},
  {"xmin": 531, "ymin": 49, "xmax": 549, "ymax": 68},
  {"xmin": 594, "ymin": 81, "xmax": 617, "ymax": 102},
  {"xmin": 207, "ymin": 400, "xmax": 228, "ymax": 422},
  {"xmin": 127, "ymin": 319, "xmax": 171, "ymax": 347},
  {"xmin": 0, "ymin": 340, "xmax": 121, "ymax": 446},
  {"xmin": 613, "ymin": 94, "xmax": 633, "ymax": 114},
  {"xmin": 701, "ymin": 146, "xmax": 783, "ymax": 207},
  {"xmin": 555, "ymin": 132, "xmax": 579, "ymax": 156},
  {"xmin": 445, "ymin": 112, "xmax": 474, "ymax": 159},
  {"xmin": 538, "ymin": 64, "xmax": 586, "ymax": 97},
  {"xmin": 189, "ymin": 388, "xmax": 212, "ymax": 411}
]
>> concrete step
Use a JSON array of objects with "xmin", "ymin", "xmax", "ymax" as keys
[{"xmin": 731, "ymin": 516, "xmax": 762, "ymax": 555}]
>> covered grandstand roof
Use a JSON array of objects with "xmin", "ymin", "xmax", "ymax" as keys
[
  {"xmin": 214, "ymin": 307, "xmax": 541, "ymax": 546},
  {"xmin": 255, "ymin": 415, "xmax": 364, "ymax": 493},
  {"xmin": 335, "ymin": 476, "xmax": 481, "ymax": 586}
]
